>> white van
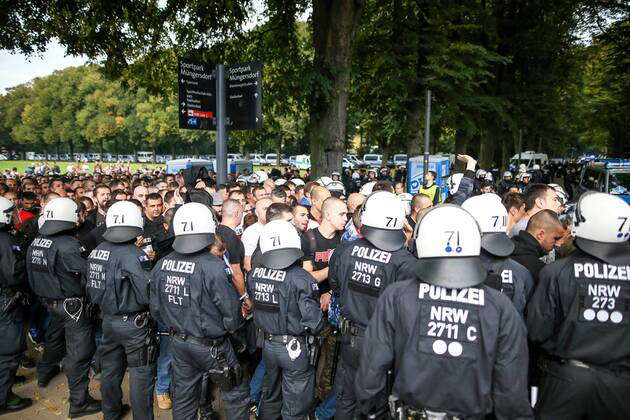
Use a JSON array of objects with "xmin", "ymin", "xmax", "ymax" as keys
[
  {"xmin": 137, "ymin": 151, "xmax": 154, "ymax": 163},
  {"xmin": 265, "ymin": 154, "xmax": 279, "ymax": 165},
  {"xmin": 87, "ymin": 152, "xmax": 101, "ymax": 162},
  {"xmin": 294, "ymin": 155, "xmax": 311, "ymax": 170},
  {"xmin": 362, "ymin": 154, "xmax": 383, "ymax": 168},
  {"xmin": 393, "ymin": 154, "xmax": 408, "ymax": 166},
  {"xmin": 510, "ymin": 151, "xmax": 548, "ymax": 171}
]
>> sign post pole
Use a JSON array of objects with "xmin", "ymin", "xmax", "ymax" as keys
[
  {"xmin": 423, "ymin": 88, "xmax": 432, "ymax": 179},
  {"xmin": 216, "ymin": 64, "xmax": 228, "ymax": 185}
]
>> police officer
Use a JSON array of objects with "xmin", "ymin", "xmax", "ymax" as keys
[
  {"xmin": 0, "ymin": 197, "xmax": 32, "ymax": 414},
  {"xmin": 85, "ymin": 201, "xmax": 156, "ymax": 420},
  {"xmin": 249, "ymin": 219, "xmax": 324, "ymax": 420},
  {"xmin": 527, "ymin": 192, "xmax": 630, "ymax": 419},
  {"xmin": 26, "ymin": 197, "xmax": 101, "ymax": 418},
  {"xmin": 329, "ymin": 191, "xmax": 417, "ymax": 419},
  {"xmin": 150, "ymin": 202, "xmax": 249, "ymax": 420},
  {"xmin": 462, "ymin": 194, "xmax": 533, "ymax": 314},
  {"xmin": 355, "ymin": 205, "xmax": 532, "ymax": 419}
]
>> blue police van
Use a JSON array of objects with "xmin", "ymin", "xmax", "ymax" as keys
[{"xmin": 578, "ymin": 159, "xmax": 630, "ymax": 204}]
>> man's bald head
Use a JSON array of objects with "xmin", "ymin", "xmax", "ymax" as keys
[
  {"xmin": 347, "ymin": 193, "xmax": 366, "ymax": 214},
  {"xmin": 222, "ymin": 198, "xmax": 243, "ymax": 218},
  {"xmin": 526, "ymin": 209, "xmax": 564, "ymax": 253},
  {"xmin": 411, "ymin": 193, "xmax": 433, "ymax": 211},
  {"xmin": 255, "ymin": 198, "xmax": 272, "ymax": 224},
  {"xmin": 311, "ymin": 186, "xmax": 331, "ymax": 211},
  {"xmin": 322, "ymin": 197, "xmax": 348, "ymax": 231}
]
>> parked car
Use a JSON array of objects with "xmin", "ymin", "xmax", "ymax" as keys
[
  {"xmin": 117, "ymin": 154, "xmax": 135, "ymax": 162},
  {"xmin": 249, "ymin": 154, "xmax": 265, "ymax": 165},
  {"xmin": 34, "ymin": 153, "xmax": 46, "ymax": 161},
  {"xmin": 137, "ymin": 151, "xmax": 154, "ymax": 163},
  {"xmin": 342, "ymin": 157, "xmax": 355, "ymax": 169},
  {"xmin": 265, "ymin": 153, "xmax": 279, "ymax": 165},
  {"xmin": 227, "ymin": 153, "xmax": 243, "ymax": 160},
  {"xmin": 362, "ymin": 154, "xmax": 383, "ymax": 168},
  {"xmin": 294, "ymin": 155, "xmax": 311, "ymax": 170},
  {"xmin": 0, "ymin": 154, "xmax": 7, "ymax": 160},
  {"xmin": 578, "ymin": 159, "xmax": 630, "ymax": 203},
  {"xmin": 393, "ymin": 154, "xmax": 408, "ymax": 167}
]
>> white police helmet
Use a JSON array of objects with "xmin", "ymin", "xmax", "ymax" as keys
[
  {"xmin": 290, "ymin": 178, "xmax": 305, "ymax": 186},
  {"xmin": 327, "ymin": 181, "xmax": 346, "ymax": 197},
  {"xmin": 255, "ymin": 170, "xmax": 269, "ymax": 182},
  {"xmin": 40, "ymin": 198, "xmax": 79, "ymax": 235},
  {"xmin": 415, "ymin": 205, "xmax": 485, "ymax": 288},
  {"xmin": 103, "ymin": 201, "xmax": 144, "ymax": 243},
  {"xmin": 316, "ymin": 176, "xmax": 333, "ymax": 187},
  {"xmin": 548, "ymin": 184, "xmax": 568, "ymax": 206},
  {"xmin": 361, "ymin": 191, "xmax": 406, "ymax": 251},
  {"xmin": 259, "ymin": 220, "xmax": 304, "ymax": 269},
  {"xmin": 274, "ymin": 178, "xmax": 287, "ymax": 186},
  {"xmin": 0, "ymin": 196, "xmax": 15, "ymax": 228},
  {"xmin": 398, "ymin": 193, "xmax": 413, "ymax": 216},
  {"xmin": 573, "ymin": 192, "xmax": 630, "ymax": 265},
  {"xmin": 533, "ymin": 164, "xmax": 540, "ymax": 170},
  {"xmin": 484, "ymin": 172, "xmax": 493, "ymax": 182},
  {"xmin": 446, "ymin": 173, "xmax": 464, "ymax": 195},
  {"xmin": 475, "ymin": 169, "xmax": 487, "ymax": 179},
  {"xmin": 462, "ymin": 194, "xmax": 514, "ymax": 257},
  {"xmin": 503, "ymin": 171, "xmax": 512, "ymax": 179},
  {"xmin": 360, "ymin": 181, "xmax": 376, "ymax": 196},
  {"xmin": 172, "ymin": 202, "xmax": 216, "ymax": 254}
]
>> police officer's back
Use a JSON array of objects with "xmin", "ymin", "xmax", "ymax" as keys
[
  {"xmin": 150, "ymin": 202, "xmax": 249, "ymax": 420},
  {"xmin": 462, "ymin": 194, "xmax": 533, "ymax": 313},
  {"xmin": 85, "ymin": 201, "xmax": 155, "ymax": 420},
  {"xmin": 527, "ymin": 192, "xmax": 630, "ymax": 420},
  {"xmin": 248, "ymin": 219, "xmax": 324, "ymax": 420},
  {"xmin": 0, "ymin": 197, "xmax": 32, "ymax": 414},
  {"xmin": 26, "ymin": 197, "xmax": 101, "ymax": 418},
  {"xmin": 329, "ymin": 191, "xmax": 416, "ymax": 419},
  {"xmin": 355, "ymin": 205, "xmax": 532, "ymax": 419}
]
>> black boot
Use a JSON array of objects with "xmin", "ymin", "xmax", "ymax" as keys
[
  {"xmin": 37, "ymin": 365, "xmax": 60, "ymax": 387},
  {"xmin": 68, "ymin": 396, "xmax": 101, "ymax": 419},
  {"xmin": 0, "ymin": 392, "xmax": 33, "ymax": 414}
]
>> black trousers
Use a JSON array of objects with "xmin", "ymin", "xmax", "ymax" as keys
[
  {"xmin": 0, "ymin": 296, "xmax": 25, "ymax": 406},
  {"xmin": 258, "ymin": 340, "xmax": 315, "ymax": 420},
  {"xmin": 40, "ymin": 302, "xmax": 95, "ymax": 407},
  {"xmin": 536, "ymin": 360, "xmax": 630, "ymax": 420},
  {"xmin": 171, "ymin": 336, "xmax": 249, "ymax": 420},
  {"xmin": 100, "ymin": 316, "xmax": 156, "ymax": 420}
]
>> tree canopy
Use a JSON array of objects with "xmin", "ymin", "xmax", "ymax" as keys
[{"xmin": 0, "ymin": 1, "xmax": 628, "ymax": 167}]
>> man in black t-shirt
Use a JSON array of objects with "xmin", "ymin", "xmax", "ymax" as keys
[{"xmin": 301, "ymin": 197, "xmax": 347, "ymax": 310}]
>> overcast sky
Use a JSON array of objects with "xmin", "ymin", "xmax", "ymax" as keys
[{"xmin": 0, "ymin": 41, "xmax": 87, "ymax": 93}]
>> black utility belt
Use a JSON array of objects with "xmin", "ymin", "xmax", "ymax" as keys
[
  {"xmin": 41, "ymin": 297, "xmax": 84, "ymax": 307},
  {"xmin": 544, "ymin": 355, "xmax": 630, "ymax": 376},
  {"xmin": 265, "ymin": 333, "xmax": 312, "ymax": 344},
  {"xmin": 105, "ymin": 311, "xmax": 150, "ymax": 327},
  {"xmin": 339, "ymin": 317, "xmax": 366, "ymax": 337},
  {"xmin": 169, "ymin": 328, "xmax": 225, "ymax": 347}
]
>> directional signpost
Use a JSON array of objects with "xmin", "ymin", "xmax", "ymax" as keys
[
  {"xmin": 178, "ymin": 57, "xmax": 216, "ymax": 130},
  {"xmin": 178, "ymin": 57, "xmax": 263, "ymax": 183},
  {"xmin": 226, "ymin": 62, "xmax": 263, "ymax": 131}
]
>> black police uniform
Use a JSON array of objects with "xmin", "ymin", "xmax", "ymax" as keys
[
  {"xmin": 480, "ymin": 251, "xmax": 533, "ymax": 315},
  {"xmin": 26, "ymin": 233, "xmax": 98, "ymax": 412},
  {"xmin": 355, "ymin": 280, "xmax": 533, "ymax": 419},
  {"xmin": 0, "ymin": 229, "xmax": 29, "ymax": 410},
  {"xmin": 150, "ymin": 251, "xmax": 249, "ymax": 420},
  {"xmin": 527, "ymin": 248, "xmax": 630, "ymax": 419},
  {"xmin": 85, "ymin": 242, "xmax": 156, "ymax": 420},
  {"xmin": 248, "ymin": 264, "xmax": 324, "ymax": 420},
  {"xmin": 328, "ymin": 237, "xmax": 417, "ymax": 419}
]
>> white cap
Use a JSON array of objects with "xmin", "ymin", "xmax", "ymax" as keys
[
  {"xmin": 361, "ymin": 191, "xmax": 406, "ymax": 251},
  {"xmin": 103, "ymin": 201, "xmax": 144, "ymax": 243},
  {"xmin": 415, "ymin": 205, "xmax": 485, "ymax": 288},
  {"xmin": 462, "ymin": 194, "xmax": 514, "ymax": 257},
  {"xmin": 503, "ymin": 171, "xmax": 512, "ymax": 178},
  {"xmin": 398, "ymin": 193, "xmax": 413, "ymax": 216},
  {"xmin": 360, "ymin": 181, "xmax": 376, "ymax": 196},
  {"xmin": 573, "ymin": 192, "xmax": 630, "ymax": 265},
  {"xmin": 316, "ymin": 176, "xmax": 333, "ymax": 187},
  {"xmin": 172, "ymin": 202, "xmax": 216, "ymax": 254},
  {"xmin": 274, "ymin": 178, "xmax": 287, "ymax": 186},
  {"xmin": 259, "ymin": 220, "xmax": 304, "ymax": 269},
  {"xmin": 40, "ymin": 198, "xmax": 79, "ymax": 235},
  {"xmin": 0, "ymin": 196, "xmax": 14, "ymax": 227},
  {"xmin": 254, "ymin": 170, "xmax": 269, "ymax": 182},
  {"xmin": 548, "ymin": 184, "xmax": 568, "ymax": 205},
  {"xmin": 290, "ymin": 178, "xmax": 305, "ymax": 186},
  {"xmin": 447, "ymin": 173, "xmax": 464, "ymax": 195}
]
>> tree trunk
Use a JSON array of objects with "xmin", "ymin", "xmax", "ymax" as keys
[
  {"xmin": 308, "ymin": 0, "xmax": 364, "ymax": 178},
  {"xmin": 405, "ymin": 99, "xmax": 423, "ymax": 158}
]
